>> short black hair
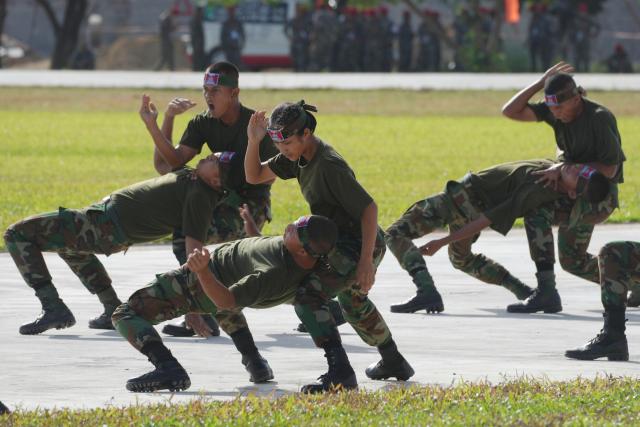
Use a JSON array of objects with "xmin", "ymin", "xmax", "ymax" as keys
[
  {"xmin": 306, "ymin": 215, "xmax": 337, "ymax": 256},
  {"xmin": 207, "ymin": 61, "xmax": 240, "ymax": 80},
  {"xmin": 544, "ymin": 73, "xmax": 576, "ymax": 95},
  {"xmin": 585, "ymin": 172, "xmax": 610, "ymax": 204},
  {"xmin": 270, "ymin": 101, "xmax": 317, "ymax": 136}
]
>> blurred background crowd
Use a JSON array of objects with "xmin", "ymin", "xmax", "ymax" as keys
[{"xmin": 0, "ymin": 0, "xmax": 637, "ymax": 72}]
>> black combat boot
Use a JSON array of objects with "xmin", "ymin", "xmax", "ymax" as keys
[
  {"xmin": 297, "ymin": 299, "xmax": 346, "ymax": 333},
  {"xmin": 126, "ymin": 342, "xmax": 190, "ymax": 392},
  {"xmin": 506, "ymin": 271, "xmax": 562, "ymax": 313},
  {"xmin": 365, "ymin": 340, "xmax": 415, "ymax": 381},
  {"xmin": 231, "ymin": 328, "xmax": 274, "ymax": 383},
  {"xmin": 19, "ymin": 302, "xmax": 76, "ymax": 335},
  {"xmin": 390, "ymin": 289, "xmax": 444, "ymax": 314},
  {"xmin": 88, "ymin": 304, "xmax": 119, "ymax": 330},
  {"xmin": 161, "ymin": 315, "xmax": 220, "ymax": 337},
  {"xmin": 301, "ymin": 344, "xmax": 358, "ymax": 394},
  {"xmin": 565, "ymin": 310, "xmax": 629, "ymax": 361}
]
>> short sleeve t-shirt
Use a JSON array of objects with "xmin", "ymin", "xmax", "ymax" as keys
[
  {"xmin": 528, "ymin": 98, "xmax": 625, "ymax": 183},
  {"xmin": 179, "ymin": 105, "xmax": 279, "ymax": 194},
  {"xmin": 465, "ymin": 159, "xmax": 562, "ymax": 235},
  {"xmin": 267, "ymin": 141, "xmax": 373, "ymax": 238},
  {"xmin": 211, "ymin": 236, "xmax": 309, "ymax": 308},
  {"xmin": 111, "ymin": 169, "xmax": 219, "ymax": 243}
]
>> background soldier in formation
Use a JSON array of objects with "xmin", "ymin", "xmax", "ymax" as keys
[
  {"xmin": 398, "ymin": 11, "xmax": 413, "ymax": 72},
  {"xmin": 286, "ymin": 4, "xmax": 312, "ymax": 72},
  {"xmin": 221, "ymin": 6, "xmax": 245, "ymax": 68},
  {"xmin": 155, "ymin": 8, "xmax": 175, "ymax": 71},
  {"xmin": 416, "ymin": 9, "xmax": 441, "ymax": 71},
  {"xmin": 606, "ymin": 44, "xmax": 633, "ymax": 73},
  {"xmin": 309, "ymin": 5, "xmax": 338, "ymax": 71},
  {"xmin": 527, "ymin": 4, "xmax": 554, "ymax": 72}
]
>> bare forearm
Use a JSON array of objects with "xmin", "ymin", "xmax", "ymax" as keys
[
  {"xmin": 360, "ymin": 202, "xmax": 378, "ymax": 261},
  {"xmin": 185, "ymin": 237, "xmax": 203, "ymax": 259},
  {"xmin": 145, "ymin": 121, "xmax": 184, "ymax": 169},
  {"xmin": 501, "ymin": 79, "xmax": 543, "ymax": 119},
  {"xmin": 161, "ymin": 113, "xmax": 175, "ymax": 143},
  {"xmin": 585, "ymin": 162, "xmax": 618, "ymax": 179},
  {"xmin": 441, "ymin": 215, "xmax": 491, "ymax": 246},
  {"xmin": 196, "ymin": 268, "xmax": 236, "ymax": 310},
  {"xmin": 244, "ymin": 139, "xmax": 267, "ymax": 184}
]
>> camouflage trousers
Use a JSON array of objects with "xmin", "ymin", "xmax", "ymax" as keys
[
  {"xmin": 525, "ymin": 190, "xmax": 617, "ymax": 284},
  {"xmin": 385, "ymin": 187, "xmax": 515, "ymax": 292},
  {"xmin": 295, "ymin": 229, "xmax": 392, "ymax": 348},
  {"xmin": 598, "ymin": 241, "xmax": 640, "ymax": 310},
  {"xmin": 3, "ymin": 203, "xmax": 129, "ymax": 299},
  {"xmin": 112, "ymin": 266, "xmax": 224, "ymax": 351},
  {"xmin": 170, "ymin": 193, "xmax": 271, "ymax": 334}
]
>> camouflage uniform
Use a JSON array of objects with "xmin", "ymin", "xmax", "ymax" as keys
[
  {"xmin": 4, "ymin": 202, "xmax": 129, "ymax": 309},
  {"xmin": 386, "ymin": 185, "xmax": 516, "ymax": 293},
  {"xmin": 599, "ymin": 241, "xmax": 640, "ymax": 310},
  {"xmin": 296, "ymin": 230, "xmax": 388, "ymax": 347},
  {"xmin": 309, "ymin": 8, "xmax": 339, "ymax": 71}
]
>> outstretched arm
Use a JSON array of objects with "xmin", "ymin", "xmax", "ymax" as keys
[
  {"xmin": 420, "ymin": 215, "xmax": 492, "ymax": 256},
  {"xmin": 501, "ymin": 62, "xmax": 574, "ymax": 121},
  {"xmin": 186, "ymin": 248, "xmax": 236, "ymax": 310},
  {"xmin": 245, "ymin": 111, "xmax": 278, "ymax": 184}
]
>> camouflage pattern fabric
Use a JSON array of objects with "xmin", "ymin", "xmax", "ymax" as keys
[
  {"xmin": 525, "ymin": 191, "xmax": 616, "ymax": 284},
  {"xmin": 295, "ymin": 229, "xmax": 391, "ymax": 347},
  {"xmin": 599, "ymin": 241, "xmax": 640, "ymax": 310},
  {"xmin": 385, "ymin": 186, "xmax": 516, "ymax": 293},
  {"xmin": 4, "ymin": 204, "xmax": 129, "ymax": 296},
  {"xmin": 112, "ymin": 267, "xmax": 220, "ymax": 351}
]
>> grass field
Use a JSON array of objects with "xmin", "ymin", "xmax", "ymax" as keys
[
  {"xmin": 2, "ymin": 377, "xmax": 639, "ymax": 426},
  {"xmin": 1, "ymin": 87, "xmax": 638, "ymax": 250}
]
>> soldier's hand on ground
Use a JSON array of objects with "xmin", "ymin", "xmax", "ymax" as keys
[
  {"xmin": 184, "ymin": 313, "xmax": 213, "ymax": 337},
  {"xmin": 186, "ymin": 248, "xmax": 210, "ymax": 273},
  {"xmin": 248, "ymin": 111, "xmax": 268, "ymax": 143},
  {"xmin": 165, "ymin": 97, "xmax": 196, "ymax": 118},
  {"xmin": 533, "ymin": 164, "xmax": 562, "ymax": 190},
  {"xmin": 239, "ymin": 203, "xmax": 252, "ymax": 222},
  {"xmin": 542, "ymin": 62, "xmax": 575, "ymax": 82},
  {"xmin": 420, "ymin": 239, "xmax": 445, "ymax": 256},
  {"xmin": 356, "ymin": 258, "xmax": 375, "ymax": 293},
  {"xmin": 139, "ymin": 94, "xmax": 159, "ymax": 125}
]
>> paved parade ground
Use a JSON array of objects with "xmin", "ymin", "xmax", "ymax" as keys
[{"xmin": 1, "ymin": 225, "xmax": 639, "ymax": 411}]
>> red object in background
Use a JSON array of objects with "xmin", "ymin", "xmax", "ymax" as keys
[
  {"xmin": 242, "ymin": 55, "xmax": 293, "ymax": 69},
  {"xmin": 505, "ymin": 0, "xmax": 519, "ymax": 23}
]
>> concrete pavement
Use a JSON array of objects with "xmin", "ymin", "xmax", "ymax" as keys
[{"xmin": 1, "ymin": 225, "xmax": 639, "ymax": 410}]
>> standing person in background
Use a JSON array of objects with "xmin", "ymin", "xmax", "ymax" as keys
[
  {"xmin": 398, "ymin": 11, "xmax": 414, "ymax": 72},
  {"xmin": 416, "ymin": 9, "xmax": 441, "ymax": 71},
  {"xmin": 286, "ymin": 4, "xmax": 312, "ymax": 72},
  {"xmin": 221, "ymin": 6, "xmax": 245, "ymax": 69},
  {"xmin": 570, "ymin": 3, "xmax": 600, "ymax": 73},
  {"xmin": 378, "ymin": 6, "xmax": 394, "ymax": 72},
  {"xmin": 527, "ymin": 4, "xmax": 554, "ymax": 72},
  {"xmin": 309, "ymin": 4, "xmax": 338, "ymax": 71},
  {"xmin": 606, "ymin": 44, "xmax": 633, "ymax": 73},
  {"xmin": 155, "ymin": 8, "xmax": 176, "ymax": 71}
]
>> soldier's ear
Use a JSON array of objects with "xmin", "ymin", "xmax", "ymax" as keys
[{"xmin": 231, "ymin": 87, "xmax": 240, "ymax": 99}]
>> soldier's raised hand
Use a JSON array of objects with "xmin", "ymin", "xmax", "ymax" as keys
[
  {"xmin": 166, "ymin": 97, "xmax": 197, "ymax": 118},
  {"xmin": 248, "ymin": 111, "xmax": 268, "ymax": 144},
  {"xmin": 542, "ymin": 62, "xmax": 575, "ymax": 82},
  {"xmin": 186, "ymin": 247, "xmax": 210, "ymax": 273},
  {"xmin": 139, "ymin": 94, "xmax": 159, "ymax": 125}
]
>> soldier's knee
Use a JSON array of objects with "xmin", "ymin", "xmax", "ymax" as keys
[
  {"xmin": 599, "ymin": 242, "xmax": 618, "ymax": 259},
  {"xmin": 449, "ymin": 252, "xmax": 472, "ymax": 272},
  {"xmin": 110, "ymin": 302, "xmax": 133, "ymax": 326},
  {"xmin": 559, "ymin": 255, "xmax": 583, "ymax": 274},
  {"xmin": 3, "ymin": 226, "xmax": 16, "ymax": 246}
]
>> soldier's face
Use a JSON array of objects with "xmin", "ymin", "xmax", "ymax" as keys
[
  {"xmin": 274, "ymin": 135, "xmax": 305, "ymax": 161},
  {"xmin": 548, "ymin": 95, "xmax": 582, "ymax": 123},
  {"xmin": 195, "ymin": 156, "xmax": 221, "ymax": 189},
  {"xmin": 203, "ymin": 85, "xmax": 237, "ymax": 119},
  {"xmin": 283, "ymin": 222, "xmax": 305, "ymax": 254},
  {"xmin": 559, "ymin": 163, "xmax": 581, "ymax": 198}
]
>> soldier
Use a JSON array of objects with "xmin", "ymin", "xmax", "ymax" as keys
[
  {"xmin": 378, "ymin": 6, "xmax": 394, "ymax": 72},
  {"xmin": 387, "ymin": 160, "xmax": 609, "ymax": 314},
  {"xmin": 416, "ymin": 9, "xmax": 441, "ymax": 71},
  {"xmin": 245, "ymin": 101, "xmax": 414, "ymax": 393},
  {"xmin": 362, "ymin": 8, "xmax": 383, "ymax": 72},
  {"xmin": 398, "ymin": 11, "xmax": 414, "ymax": 72},
  {"xmin": 570, "ymin": 3, "xmax": 600, "ymax": 73},
  {"xmin": 527, "ymin": 4, "xmax": 554, "ymax": 72},
  {"xmin": 565, "ymin": 240, "xmax": 638, "ymax": 361},
  {"xmin": 606, "ymin": 44, "xmax": 633, "ymax": 73},
  {"xmin": 335, "ymin": 7, "xmax": 361, "ymax": 71},
  {"xmin": 3, "ymin": 154, "xmax": 228, "ymax": 335},
  {"xmin": 502, "ymin": 62, "xmax": 626, "ymax": 313},
  {"xmin": 154, "ymin": 8, "xmax": 176, "ymax": 71},
  {"xmin": 139, "ymin": 61, "xmax": 281, "ymax": 382},
  {"xmin": 286, "ymin": 4, "xmax": 312, "ymax": 72},
  {"xmin": 113, "ymin": 215, "xmax": 338, "ymax": 392},
  {"xmin": 220, "ymin": 6, "xmax": 245, "ymax": 68},
  {"xmin": 309, "ymin": 4, "xmax": 339, "ymax": 71}
]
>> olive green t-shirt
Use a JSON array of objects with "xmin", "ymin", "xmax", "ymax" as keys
[
  {"xmin": 110, "ymin": 169, "xmax": 219, "ymax": 243},
  {"xmin": 211, "ymin": 236, "xmax": 309, "ymax": 308},
  {"xmin": 267, "ymin": 141, "xmax": 373, "ymax": 238},
  {"xmin": 179, "ymin": 105, "xmax": 279, "ymax": 195},
  {"xmin": 463, "ymin": 159, "xmax": 562, "ymax": 235},
  {"xmin": 528, "ymin": 98, "xmax": 626, "ymax": 183}
]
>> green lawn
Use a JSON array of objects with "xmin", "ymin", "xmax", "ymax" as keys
[
  {"xmin": 2, "ymin": 377, "xmax": 639, "ymax": 426},
  {"xmin": 1, "ymin": 88, "xmax": 637, "ymax": 250}
]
